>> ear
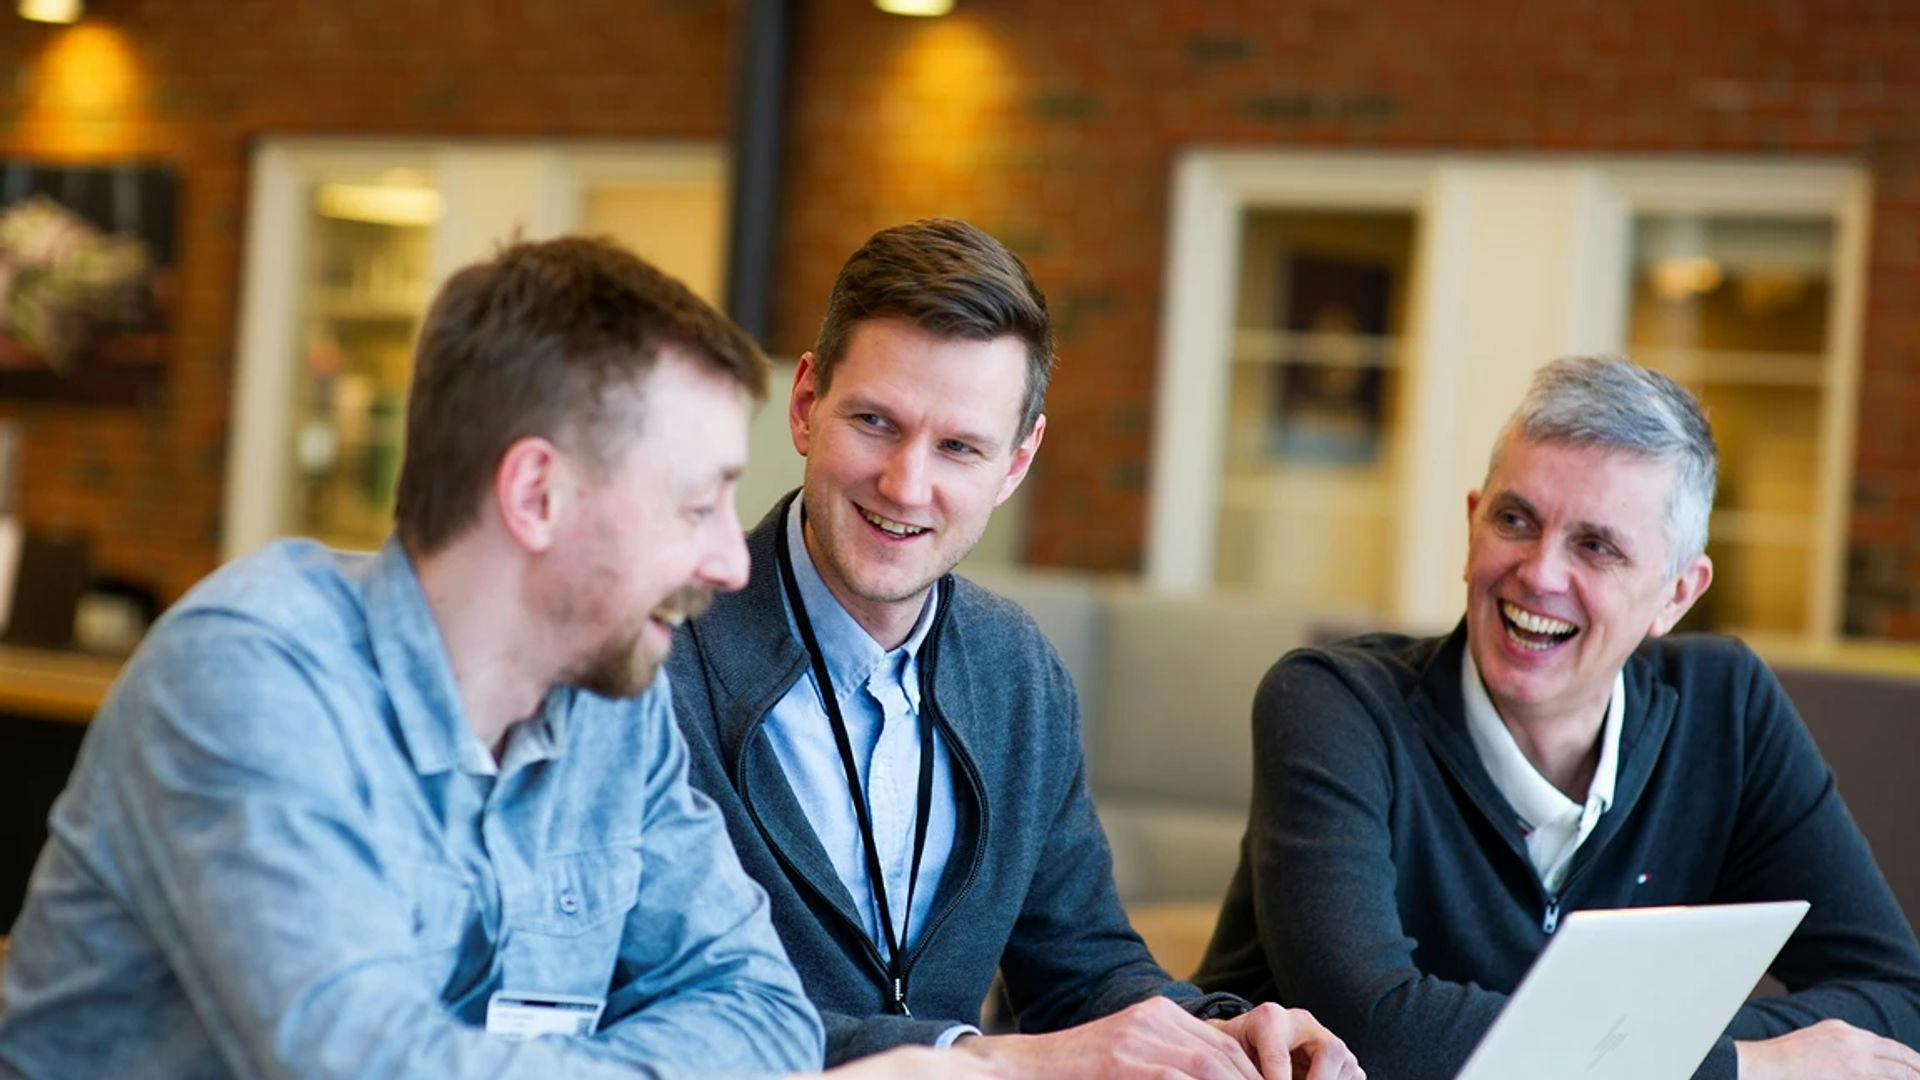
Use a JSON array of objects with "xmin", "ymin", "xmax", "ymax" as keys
[
  {"xmin": 494, "ymin": 436, "xmax": 570, "ymax": 554},
  {"xmin": 995, "ymin": 413, "xmax": 1046, "ymax": 506},
  {"xmin": 1462, "ymin": 488, "xmax": 1483, "ymax": 581},
  {"xmin": 789, "ymin": 351, "xmax": 820, "ymax": 457},
  {"xmin": 1649, "ymin": 553, "xmax": 1714, "ymax": 637}
]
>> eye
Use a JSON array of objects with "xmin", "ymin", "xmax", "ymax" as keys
[
  {"xmin": 854, "ymin": 413, "xmax": 891, "ymax": 431},
  {"xmin": 1494, "ymin": 509, "xmax": 1532, "ymax": 532},
  {"xmin": 1579, "ymin": 536, "xmax": 1623, "ymax": 561},
  {"xmin": 938, "ymin": 438, "xmax": 978, "ymax": 457}
]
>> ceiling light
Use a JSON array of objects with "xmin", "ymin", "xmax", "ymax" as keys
[
  {"xmin": 875, "ymin": 0, "xmax": 953, "ymax": 15},
  {"xmin": 19, "ymin": 0, "xmax": 82, "ymax": 23}
]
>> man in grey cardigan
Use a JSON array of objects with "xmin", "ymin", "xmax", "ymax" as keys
[{"xmin": 668, "ymin": 219, "xmax": 1359, "ymax": 1079}]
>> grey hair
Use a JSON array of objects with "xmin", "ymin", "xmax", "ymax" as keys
[{"xmin": 1489, "ymin": 355, "xmax": 1718, "ymax": 577}]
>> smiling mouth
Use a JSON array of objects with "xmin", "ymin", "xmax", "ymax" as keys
[
  {"xmin": 1500, "ymin": 600, "xmax": 1579, "ymax": 652},
  {"xmin": 858, "ymin": 505, "xmax": 930, "ymax": 538}
]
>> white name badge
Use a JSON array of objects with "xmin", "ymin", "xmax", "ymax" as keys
[{"xmin": 485, "ymin": 990, "xmax": 607, "ymax": 1040}]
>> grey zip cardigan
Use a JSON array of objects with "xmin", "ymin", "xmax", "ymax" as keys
[{"xmin": 666, "ymin": 494, "xmax": 1243, "ymax": 1064}]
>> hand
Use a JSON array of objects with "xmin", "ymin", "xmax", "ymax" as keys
[
  {"xmin": 1736, "ymin": 1019, "xmax": 1920, "ymax": 1079},
  {"xmin": 954, "ymin": 995, "xmax": 1264, "ymax": 1079},
  {"xmin": 1213, "ymin": 1002, "xmax": 1364, "ymax": 1080},
  {"xmin": 811, "ymin": 1045, "xmax": 1006, "ymax": 1079}
]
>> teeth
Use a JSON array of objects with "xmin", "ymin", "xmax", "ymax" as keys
[
  {"xmin": 860, "ymin": 508, "xmax": 927, "ymax": 537},
  {"xmin": 656, "ymin": 610, "xmax": 687, "ymax": 627},
  {"xmin": 1502, "ymin": 601, "xmax": 1576, "ymax": 637},
  {"xmin": 1505, "ymin": 623, "xmax": 1561, "ymax": 651}
]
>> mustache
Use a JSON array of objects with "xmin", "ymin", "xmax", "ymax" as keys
[{"xmin": 654, "ymin": 584, "xmax": 716, "ymax": 622}]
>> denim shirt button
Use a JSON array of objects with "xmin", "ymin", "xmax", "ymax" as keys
[{"xmin": 558, "ymin": 889, "xmax": 580, "ymax": 915}]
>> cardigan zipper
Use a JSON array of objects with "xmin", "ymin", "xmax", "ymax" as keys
[
  {"xmin": 735, "ymin": 738, "xmax": 893, "ymax": 978},
  {"xmin": 1421, "ymin": 727, "xmax": 1623, "ymax": 938},
  {"xmin": 896, "ymin": 699, "xmax": 989, "ymax": 986},
  {"xmin": 729, "ymin": 575, "xmax": 990, "ymax": 1015}
]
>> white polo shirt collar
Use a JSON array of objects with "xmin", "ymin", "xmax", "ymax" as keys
[{"xmin": 1461, "ymin": 644, "xmax": 1624, "ymax": 893}]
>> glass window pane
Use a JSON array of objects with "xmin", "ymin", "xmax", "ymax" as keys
[
  {"xmin": 291, "ymin": 172, "xmax": 438, "ymax": 550},
  {"xmin": 1626, "ymin": 214, "xmax": 1833, "ymax": 636},
  {"xmin": 1217, "ymin": 210, "xmax": 1416, "ymax": 611}
]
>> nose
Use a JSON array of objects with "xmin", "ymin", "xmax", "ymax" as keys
[
  {"xmin": 875, "ymin": 441, "xmax": 932, "ymax": 509},
  {"xmin": 1514, "ymin": 538, "xmax": 1571, "ymax": 597},
  {"xmin": 698, "ymin": 498, "xmax": 751, "ymax": 594}
]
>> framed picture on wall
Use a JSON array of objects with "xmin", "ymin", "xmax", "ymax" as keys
[
  {"xmin": 0, "ymin": 161, "xmax": 178, "ymax": 404},
  {"xmin": 1265, "ymin": 252, "xmax": 1392, "ymax": 464}
]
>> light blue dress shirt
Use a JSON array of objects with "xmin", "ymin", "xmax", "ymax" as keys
[
  {"xmin": 0, "ymin": 539, "xmax": 822, "ymax": 1079},
  {"xmin": 764, "ymin": 502, "xmax": 973, "ymax": 1043}
]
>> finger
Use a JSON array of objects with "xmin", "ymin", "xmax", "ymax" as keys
[
  {"xmin": 1224, "ymin": 1008, "xmax": 1295, "ymax": 1080},
  {"xmin": 1275, "ymin": 1009, "xmax": 1354, "ymax": 1080},
  {"xmin": 1250, "ymin": 1017, "xmax": 1296, "ymax": 1080},
  {"xmin": 1299, "ymin": 1037, "xmax": 1355, "ymax": 1080},
  {"xmin": 1143, "ymin": 1019, "xmax": 1257, "ymax": 1080},
  {"xmin": 1203, "ymin": 1031, "xmax": 1266, "ymax": 1080},
  {"xmin": 1157, "ymin": 1039, "xmax": 1257, "ymax": 1080},
  {"xmin": 1283, "ymin": 1008, "xmax": 1336, "ymax": 1049},
  {"xmin": 1176, "ymin": 1013, "xmax": 1261, "ymax": 1080}
]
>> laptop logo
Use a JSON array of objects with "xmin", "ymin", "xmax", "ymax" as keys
[{"xmin": 1587, "ymin": 1016, "xmax": 1629, "ymax": 1072}]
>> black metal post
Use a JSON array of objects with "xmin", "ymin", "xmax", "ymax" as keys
[{"xmin": 725, "ymin": 0, "xmax": 793, "ymax": 348}]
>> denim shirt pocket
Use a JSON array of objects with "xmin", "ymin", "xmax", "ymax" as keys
[
  {"xmin": 503, "ymin": 847, "xmax": 642, "ymax": 997},
  {"xmin": 401, "ymin": 862, "xmax": 487, "ymax": 1001}
]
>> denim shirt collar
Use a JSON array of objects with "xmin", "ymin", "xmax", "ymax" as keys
[
  {"xmin": 366, "ymin": 538, "xmax": 568, "ymax": 777},
  {"xmin": 783, "ymin": 499, "xmax": 937, "ymax": 711}
]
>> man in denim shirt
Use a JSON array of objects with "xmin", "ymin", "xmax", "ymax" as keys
[{"xmin": 0, "ymin": 238, "xmax": 830, "ymax": 1078}]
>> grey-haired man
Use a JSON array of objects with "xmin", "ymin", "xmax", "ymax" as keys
[{"xmin": 1196, "ymin": 356, "xmax": 1920, "ymax": 1080}]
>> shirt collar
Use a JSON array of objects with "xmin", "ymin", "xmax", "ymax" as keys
[
  {"xmin": 1460, "ymin": 644, "xmax": 1624, "ymax": 827},
  {"xmin": 784, "ymin": 498, "xmax": 938, "ymax": 704},
  {"xmin": 366, "ymin": 537, "xmax": 569, "ymax": 777}
]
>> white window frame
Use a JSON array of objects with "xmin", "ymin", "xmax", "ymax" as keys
[
  {"xmin": 1147, "ymin": 149, "xmax": 1869, "ymax": 642},
  {"xmin": 223, "ymin": 136, "xmax": 729, "ymax": 561}
]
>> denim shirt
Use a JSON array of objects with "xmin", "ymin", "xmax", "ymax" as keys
[{"xmin": 0, "ymin": 539, "xmax": 822, "ymax": 1079}]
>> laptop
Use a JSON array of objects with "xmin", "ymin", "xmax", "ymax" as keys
[{"xmin": 1456, "ymin": 900, "xmax": 1809, "ymax": 1080}]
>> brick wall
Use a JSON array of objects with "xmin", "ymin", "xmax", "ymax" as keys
[
  {"xmin": 772, "ymin": 0, "xmax": 1920, "ymax": 638},
  {"xmin": 4, "ymin": 0, "xmax": 1917, "ymax": 638}
]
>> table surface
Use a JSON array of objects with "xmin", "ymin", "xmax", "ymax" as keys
[
  {"xmin": 0, "ymin": 645, "xmax": 122, "ymax": 723},
  {"xmin": 1125, "ymin": 900, "xmax": 1223, "ymax": 984}
]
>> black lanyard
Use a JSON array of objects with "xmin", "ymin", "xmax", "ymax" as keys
[{"xmin": 774, "ymin": 516, "xmax": 940, "ymax": 1017}]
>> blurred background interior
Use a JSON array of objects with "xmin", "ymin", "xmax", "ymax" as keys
[{"xmin": 1, "ymin": 0, "xmax": 1917, "ymax": 975}]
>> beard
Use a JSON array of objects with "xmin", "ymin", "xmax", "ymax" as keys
[{"xmin": 561, "ymin": 583, "xmax": 715, "ymax": 699}]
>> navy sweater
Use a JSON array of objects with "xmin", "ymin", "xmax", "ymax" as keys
[{"xmin": 1195, "ymin": 627, "xmax": 1920, "ymax": 1080}]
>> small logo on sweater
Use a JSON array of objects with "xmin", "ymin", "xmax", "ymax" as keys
[{"xmin": 1635, "ymin": 872, "xmax": 1651, "ymax": 886}]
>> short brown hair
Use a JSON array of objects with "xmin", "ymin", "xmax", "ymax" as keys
[
  {"xmin": 812, "ymin": 218, "xmax": 1054, "ymax": 442},
  {"xmin": 394, "ymin": 235, "xmax": 768, "ymax": 554}
]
